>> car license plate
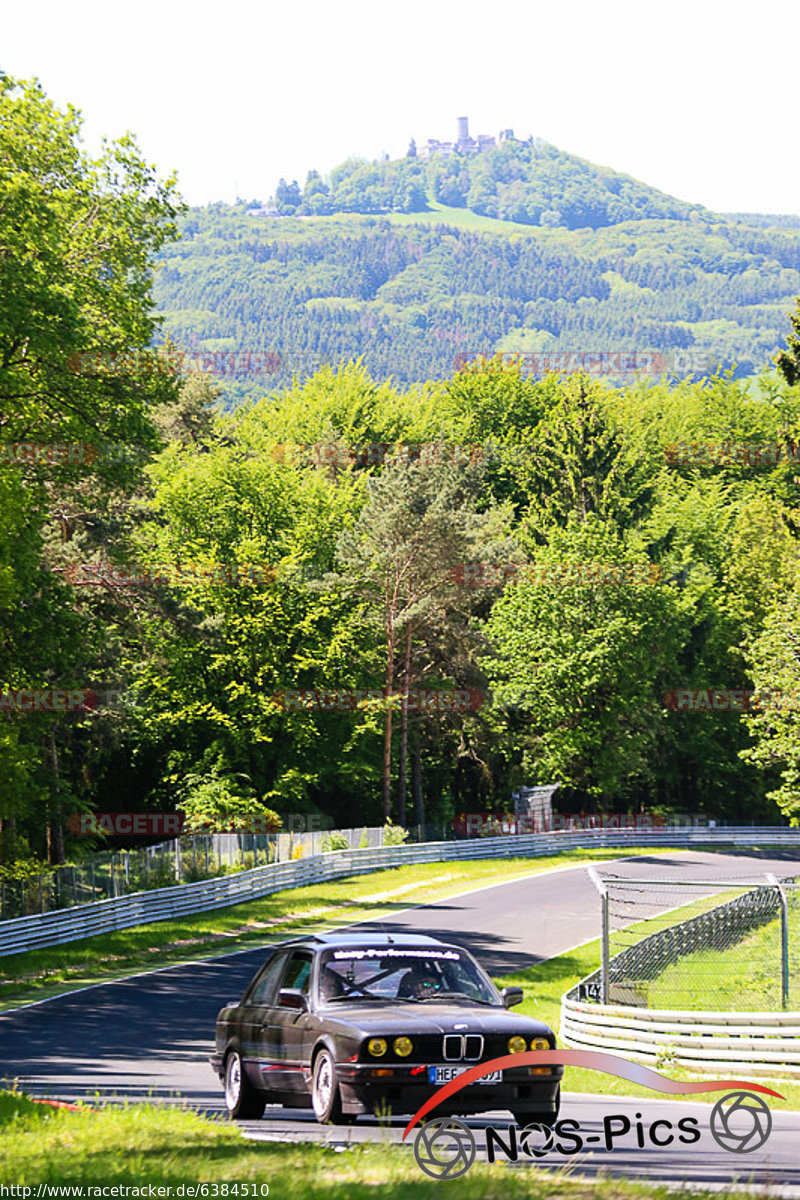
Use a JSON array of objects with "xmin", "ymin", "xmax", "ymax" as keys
[{"xmin": 429, "ymin": 1066, "xmax": 502, "ymax": 1085}]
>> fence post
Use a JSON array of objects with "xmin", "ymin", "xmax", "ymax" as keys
[
  {"xmin": 767, "ymin": 873, "xmax": 790, "ymax": 1009},
  {"xmin": 588, "ymin": 866, "xmax": 609, "ymax": 1003},
  {"xmin": 175, "ymin": 838, "xmax": 181, "ymax": 883}
]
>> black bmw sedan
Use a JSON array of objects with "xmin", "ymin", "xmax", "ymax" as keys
[{"xmin": 211, "ymin": 932, "xmax": 562, "ymax": 1125}]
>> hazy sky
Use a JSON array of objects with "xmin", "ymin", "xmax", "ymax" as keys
[{"xmin": 3, "ymin": 0, "xmax": 798, "ymax": 214}]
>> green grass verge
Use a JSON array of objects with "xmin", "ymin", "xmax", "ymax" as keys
[
  {"xmin": 0, "ymin": 1092, "xmax": 753, "ymax": 1194},
  {"xmin": 0, "ymin": 848, "xmax": 673, "ymax": 1012},
  {"xmin": 645, "ymin": 900, "xmax": 800, "ymax": 1011}
]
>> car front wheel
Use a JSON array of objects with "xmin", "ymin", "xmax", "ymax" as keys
[
  {"xmin": 224, "ymin": 1049, "xmax": 266, "ymax": 1120},
  {"xmin": 512, "ymin": 1083, "xmax": 560, "ymax": 1129},
  {"xmin": 311, "ymin": 1047, "xmax": 348, "ymax": 1124}
]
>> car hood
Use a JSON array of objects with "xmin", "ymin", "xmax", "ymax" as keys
[{"xmin": 316, "ymin": 1002, "xmax": 554, "ymax": 1038}]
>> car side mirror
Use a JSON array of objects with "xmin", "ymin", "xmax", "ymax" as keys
[
  {"xmin": 278, "ymin": 987, "xmax": 309, "ymax": 1011},
  {"xmin": 500, "ymin": 986, "xmax": 523, "ymax": 1008}
]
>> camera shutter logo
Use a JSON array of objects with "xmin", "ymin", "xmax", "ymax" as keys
[
  {"xmin": 518, "ymin": 1122, "xmax": 555, "ymax": 1159},
  {"xmin": 414, "ymin": 1117, "xmax": 476, "ymax": 1180},
  {"xmin": 710, "ymin": 1092, "xmax": 772, "ymax": 1153}
]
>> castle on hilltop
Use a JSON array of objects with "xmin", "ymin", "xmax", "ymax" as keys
[{"xmin": 417, "ymin": 116, "xmax": 517, "ymax": 159}]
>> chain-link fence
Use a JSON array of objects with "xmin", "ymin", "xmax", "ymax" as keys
[
  {"xmin": 0, "ymin": 826, "xmax": 390, "ymax": 921},
  {"xmin": 581, "ymin": 870, "xmax": 800, "ymax": 1011}
]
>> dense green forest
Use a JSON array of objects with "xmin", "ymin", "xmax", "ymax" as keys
[
  {"xmin": 5, "ymin": 77, "xmax": 800, "ymax": 877},
  {"xmin": 154, "ymin": 146, "xmax": 800, "ymax": 394}
]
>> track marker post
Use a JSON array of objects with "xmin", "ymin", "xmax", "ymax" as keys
[{"xmin": 588, "ymin": 866, "xmax": 610, "ymax": 1003}]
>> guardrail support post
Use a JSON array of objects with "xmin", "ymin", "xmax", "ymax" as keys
[
  {"xmin": 601, "ymin": 889, "xmax": 610, "ymax": 1003},
  {"xmin": 588, "ymin": 866, "xmax": 609, "ymax": 1003},
  {"xmin": 767, "ymin": 873, "xmax": 790, "ymax": 1009}
]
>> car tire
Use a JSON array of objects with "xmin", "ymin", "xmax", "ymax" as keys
[
  {"xmin": 224, "ymin": 1049, "xmax": 266, "ymax": 1120},
  {"xmin": 311, "ymin": 1047, "xmax": 346, "ymax": 1124}
]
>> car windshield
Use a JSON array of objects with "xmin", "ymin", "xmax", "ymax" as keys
[{"xmin": 318, "ymin": 946, "xmax": 499, "ymax": 1004}]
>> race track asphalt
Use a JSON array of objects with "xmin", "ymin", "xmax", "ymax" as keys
[{"xmin": 1, "ymin": 849, "xmax": 799, "ymax": 1193}]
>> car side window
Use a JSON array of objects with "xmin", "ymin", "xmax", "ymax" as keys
[
  {"xmin": 281, "ymin": 951, "xmax": 313, "ymax": 995},
  {"xmin": 248, "ymin": 952, "xmax": 287, "ymax": 1006}
]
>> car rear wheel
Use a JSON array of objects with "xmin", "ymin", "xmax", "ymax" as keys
[
  {"xmin": 225, "ymin": 1049, "xmax": 266, "ymax": 1120},
  {"xmin": 311, "ymin": 1047, "xmax": 348, "ymax": 1124}
]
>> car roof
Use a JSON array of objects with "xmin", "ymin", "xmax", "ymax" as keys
[{"xmin": 279, "ymin": 932, "xmax": 457, "ymax": 951}]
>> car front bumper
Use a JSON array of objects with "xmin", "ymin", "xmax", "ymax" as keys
[{"xmin": 337, "ymin": 1061, "xmax": 563, "ymax": 1117}]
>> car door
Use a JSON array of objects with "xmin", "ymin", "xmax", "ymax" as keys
[
  {"xmin": 237, "ymin": 950, "xmax": 288, "ymax": 1090},
  {"xmin": 267, "ymin": 949, "xmax": 315, "ymax": 1095}
]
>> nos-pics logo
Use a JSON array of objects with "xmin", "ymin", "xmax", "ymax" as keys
[{"xmin": 404, "ymin": 1051, "xmax": 780, "ymax": 1180}]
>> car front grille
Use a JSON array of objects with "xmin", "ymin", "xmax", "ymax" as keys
[{"xmin": 443, "ymin": 1034, "xmax": 483, "ymax": 1061}]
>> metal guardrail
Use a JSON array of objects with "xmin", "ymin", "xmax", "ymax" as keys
[
  {"xmin": 0, "ymin": 826, "xmax": 798, "ymax": 959},
  {"xmin": 563, "ymin": 862, "xmax": 800, "ymax": 1076},
  {"xmin": 561, "ymin": 993, "xmax": 800, "ymax": 1077}
]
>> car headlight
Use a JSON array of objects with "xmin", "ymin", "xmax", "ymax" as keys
[
  {"xmin": 507, "ymin": 1036, "xmax": 527, "ymax": 1054},
  {"xmin": 530, "ymin": 1037, "xmax": 550, "ymax": 1051},
  {"xmin": 393, "ymin": 1037, "xmax": 413, "ymax": 1057},
  {"xmin": 367, "ymin": 1038, "xmax": 388, "ymax": 1057}
]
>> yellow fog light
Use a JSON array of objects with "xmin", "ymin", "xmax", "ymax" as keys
[
  {"xmin": 367, "ymin": 1038, "xmax": 387, "ymax": 1057},
  {"xmin": 507, "ymin": 1036, "xmax": 527, "ymax": 1054},
  {"xmin": 393, "ymin": 1037, "xmax": 413, "ymax": 1057},
  {"xmin": 530, "ymin": 1037, "xmax": 550, "ymax": 1051}
]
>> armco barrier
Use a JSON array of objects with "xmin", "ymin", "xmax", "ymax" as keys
[
  {"xmin": 0, "ymin": 826, "xmax": 798, "ymax": 958},
  {"xmin": 561, "ymin": 993, "xmax": 800, "ymax": 1077}
]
